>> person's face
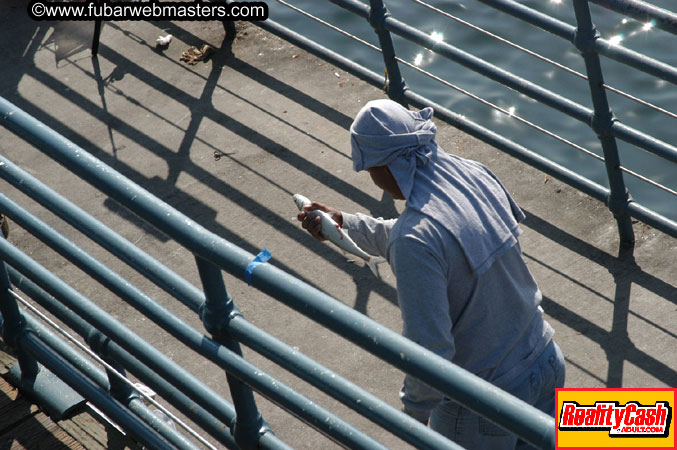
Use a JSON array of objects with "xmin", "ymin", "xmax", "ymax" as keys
[{"xmin": 367, "ymin": 166, "xmax": 405, "ymax": 200}]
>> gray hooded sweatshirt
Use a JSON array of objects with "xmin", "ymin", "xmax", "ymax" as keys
[{"xmin": 344, "ymin": 99, "xmax": 554, "ymax": 421}]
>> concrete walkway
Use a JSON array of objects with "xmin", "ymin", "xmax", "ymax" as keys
[{"xmin": 1, "ymin": 2, "xmax": 675, "ymax": 448}]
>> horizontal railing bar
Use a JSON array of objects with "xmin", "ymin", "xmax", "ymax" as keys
[
  {"xmin": 332, "ymin": 0, "xmax": 595, "ymax": 124},
  {"xmin": 611, "ymin": 121, "xmax": 677, "ymax": 165},
  {"xmin": 474, "ymin": 0, "xmax": 677, "ymax": 85},
  {"xmin": 11, "ymin": 290, "xmax": 210, "ymax": 450},
  {"xmin": 18, "ymin": 331, "xmax": 173, "ymax": 450},
  {"xmin": 588, "ymin": 0, "xmax": 677, "ymax": 35},
  {"xmin": 0, "ymin": 240, "xmax": 385, "ymax": 450},
  {"xmin": 593, "ymin": 36, "xmax": 677, "ymax": 85},
  {"xmin": 256, "ymin": 15, "xmax": 387, "ymax": 89},
  {"xmin": 21, "ymin": 309, "xmax": 198, "ymax": 450},
  {"xmin": 274, "ymin": 0, "xmax": 382, "ymax": 53},
  {"xmin": 226, "ymin": 315, "xmax": 462, "ymax": 450},
  {"xmin": 410, "ymin": 0, "xmax": 585, "ymax": 80},
  {"xmin": 603, "ymin": 84, "xmax": 677, "ymax": 120},
  {"xmin": 395, "ymin": 56, "xmax": 603, "ymax": 160},
  {"xmin": 626, "ymin": 201, "xmax": 677, "ymax": 240},
  {"xmin": 410, "ymin": 0, "xmax": 677, "ymax": 120},
  {"xmin": 0, "ymin": 99, "xmax": 555, "ymax": 448},
  {"xmin": 7, "ymin": 267, "xmax": 244, "ymax": 450},
  {"xmin": 0, "ymin": 189, "xmax": 449, "ymax": 448},
  {"xmin": 401, "ymin": 90, "xmax": 610, "ymax": 201},
  {"xmin": 294, "ymin": 2, "xmax": 677, "ymax": 166},
  {"xmin": 0, "ymin": 154, "xmax": 205, "ymax": 312},
  {"xmin": 619, "ymin": 167, "xmax": 677, "ymax": 197},
  {"xmin": 475, "ymin": 0, "xmax": 576, "ymax": 40}
]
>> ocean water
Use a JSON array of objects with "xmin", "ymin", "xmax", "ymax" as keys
[{"xmin": 265, "ymin": 0, "xmax": 677, "ymax": 222}]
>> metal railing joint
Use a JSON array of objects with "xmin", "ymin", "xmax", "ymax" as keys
[
  {"xmin": 572, "ymin": 25, "xmax": 601, "ymax": 55},
  {"xmin": 589, "ymin": 111, "xmax": 617, "ymax": 139},
  {"xmin": 367, "ymin": 1, "xmax": 389, "ymax": 31}
]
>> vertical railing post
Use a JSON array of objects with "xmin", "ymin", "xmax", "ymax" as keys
[
  {"xmin": 92, "ymin": 19, "xmax": 103, "ymax": 57},
  {"xmin": 572, "ymin": 0, "xmax": 635, "ymax": 245},
  {"xmin": 86, "ymin": 329, "xmax": 135, "ymax": 401},
  {"xmin": 0, "ymin": 258, "xmax": 39, "ymax": 379},
  {"xmin": 195, "ymin": 256, "xmax": 270, "ymax": 450},
  {"xmin": 367, "ymin": 0, "xmax": 408, "ymax": 105},
  {"xmin": 91, "ymin": 0, "xmax": 103, "ymax": 57},
  {"xmin": 223, "ymin": 20, "xmax": 237, "ymax": 40}
]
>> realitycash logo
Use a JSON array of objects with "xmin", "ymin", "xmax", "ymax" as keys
[
  {"xmin": 559, "ymin": 401, "xmax": 671, "ymax": 437},
  {"xmin": 556, "ymin": 389, "xmax": 676, "ymax": 449}
]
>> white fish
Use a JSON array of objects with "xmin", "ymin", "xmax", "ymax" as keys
[
  {"xmin": 156, "ymin": 34, "xmax": 172, "ymax": 46},
  {"xmin": 294, "ymin": 194, "xmax": 385, "ymax": 278}
]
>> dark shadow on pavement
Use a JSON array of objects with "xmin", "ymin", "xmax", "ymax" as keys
[
  {"xmin": 1, "ymin": 16, "xmax": 399, "ymax": 313},
  {"xmin": 522, "ymin": 209, "xmax": 677, "ymax": 387}
]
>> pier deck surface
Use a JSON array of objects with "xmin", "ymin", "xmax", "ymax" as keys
[{"xmin": 1, "ymin": 1, "xmax": 675, "ymax": 448}]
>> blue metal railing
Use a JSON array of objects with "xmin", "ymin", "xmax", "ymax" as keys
[
  {"xmin": 0, "ymin": 96, "xmax": 553, "ymax": 448},
  {"xmin": 253, "ymin": 0, "xmax": 677, "ymax": 243},
  {"xmin": 2, "ymin": 0, "xmax": 676, "ymax": 448}
]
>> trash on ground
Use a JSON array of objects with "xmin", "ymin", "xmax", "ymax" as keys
[
  {"xmin": 180, "ymin": 44, "xmax": 213, "ymax": 65},
  {"xmin": 156, "ymin": 34, "xmax": 172, "ymax": 47}
]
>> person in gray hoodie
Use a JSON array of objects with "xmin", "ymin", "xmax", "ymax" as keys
[{"xmin": 298, "ymin": 99, "xmax": 565, "ymax": 449}]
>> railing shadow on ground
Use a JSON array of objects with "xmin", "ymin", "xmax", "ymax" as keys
[
  {"xmin": 8, "ymin": 59, "xmax": 675, "ymax": 392},
  {"xmin": 3, "ymin": 3, "xmax": 675, "ymax": 385},
  {"xmin": 1, "ymin": 3, "xmax": 676, "ymax": 449},
  {"xmin": 21, "ymin": 21, "xmax": 402, "ymax": 313},
  {"xmin": 521, "ymin": 208, "xmax": 677, "ymax": 388},
  {"xmin": 11, "ymin": 57, "xmax": 398, "ymax": 306},
  {"xmin": 0, "ymin": 101, "xmax": 562, "ymax": 449},
  {"xmin": 1, "ymin": 13, "xmax": 398, "ymax": 315},
  {"xmin": 15, "ymin": 15, "xmax": 677, "ymax": 311},
  {"xmin": 259, "ymin": 0, "xmax": 677, "ymax": 241}
]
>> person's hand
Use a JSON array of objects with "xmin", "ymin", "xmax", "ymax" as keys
[{"xmin": 296, "ymin": 201, "xmax": 342, "ymax": 242}]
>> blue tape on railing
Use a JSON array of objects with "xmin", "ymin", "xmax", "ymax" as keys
[{"xmin": 245, "ymin": 249, "xmax": 271, "ymax": 286}]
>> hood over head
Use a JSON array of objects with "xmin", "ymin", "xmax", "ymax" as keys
[{"xmin": 350, "ymin": 99, "xmax": 526, "ymax": 275}]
